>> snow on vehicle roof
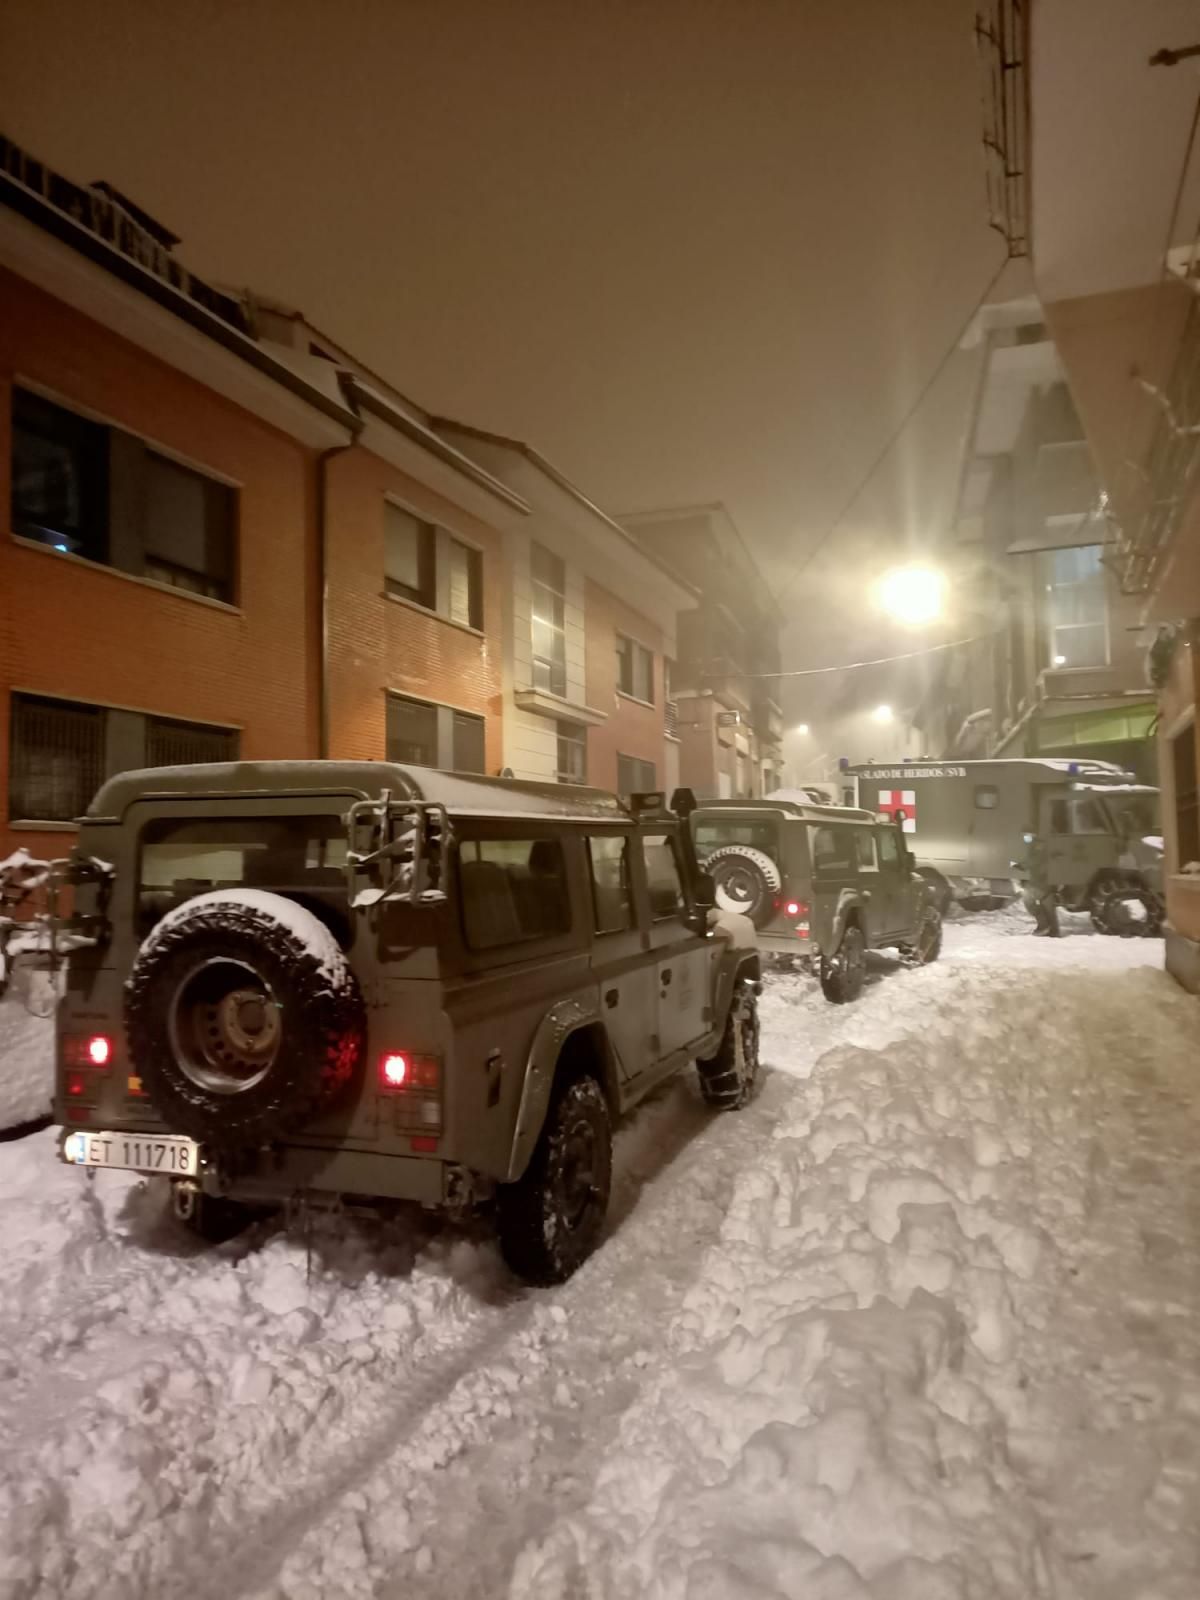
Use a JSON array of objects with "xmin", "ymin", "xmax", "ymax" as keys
[
  {"xmin": 694, "ymin": 798, "xmax": 877, "ymax": 824},
  {"xmin": 88, "ymin": 760, "xmax": 634, "ymax": 823},
  {"xmin": 849, "ymin": 756, "xmax": 1134, "ymax": 779}
]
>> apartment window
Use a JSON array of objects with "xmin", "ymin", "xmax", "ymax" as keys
[
  {"xmin": 10, "ymin": 388, "xmax": 235, "ymax": 602},
  {"xmin": 617, "ymin": 753, "xmax": 656, "ymax": 796},
  {"xmin": 1174, "ymin": 723, "xmax": 1199, "ymax": 870},
  {"xmin": 385, "ymin": 503, "xmax": 436, "ymax": 609},
  {"xmin": 386, "ymin": 694, "xmax": 439, "ymax": 767},
  {"xmin": 142, "ymin": 453, "xmax": 235, "ymax": 601},
  {"xmin": 145, "ymin": 715, "xmax": 238, "ymax": 768},
  {"xmin": 531, "ymin": 542, "xmax": 567, "ymax": 697},
  {"xmin": 386, "ymin": 694, "xmax": 486, "ymax": 774},
  {"xmin": 11, "ymin": 389, "xmax": 108, "ymax": 562},
  {"xmin": 452, "ymin": 710, "xmax": 486, "ymax": 774},
  {"xmin": 616, "ymin": 634, "xmax": 654, "ymax": 703},
  {"xmin": 448, "ymin": 538, "xmax": 483, "ymax": 631},
  {"xmin": 8, "ymin": 693, "xmax": 104, "ymax": 823},
  {"xmin": 1038, "ymin": 544, "xmax": 1107, "ymax": 670},
  {"xmin": 8, "ymin": 693, "xmax": 238, "ymax": 823},
  {"xmin": 557, "ymin": 721, "xmax": 587, "ymax": 785}
]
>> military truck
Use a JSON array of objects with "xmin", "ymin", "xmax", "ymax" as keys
[
  {"xmin": 51, "ymin": 763, "xmax": 761, "ymax": 1283},
  {"xmin": 691, "ymin": 797, "xmax": 942, "ymax": 1002},
  {"xmin": 844, "ymin": 758, "xmax": 1162, "ymax": 932}
]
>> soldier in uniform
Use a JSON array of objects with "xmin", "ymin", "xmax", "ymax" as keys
[{"xmin": 1018, "ymin": 833, "xmax": 1061, "ymax": 937}]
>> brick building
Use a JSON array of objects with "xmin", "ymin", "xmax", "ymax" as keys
[
  {"xmin": 0, "ymin": 135, "xmax": 523, "ymax": 861},
  {"xmin": 1, "ymin": 132, "xmax": 695, "ymax": 865},
  {"xmin": 433, "ymin": 423, "xmax": 696, "ymax": 795}
]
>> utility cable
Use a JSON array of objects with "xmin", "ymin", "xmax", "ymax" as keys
[
  {"xmin": 774, "ymin": 248, "xmax": 1010, "ymax": 609},
  {"xmin": 712, "ymin": 633, "xmax": 986, "ymax": 680}
]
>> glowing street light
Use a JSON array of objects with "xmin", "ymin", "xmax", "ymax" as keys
[
  {"xmin": 878, "ymin": 566, "xmax": 945, "ymax": 627},
  {"xmin": 872, "ymin": 704, "xmax": 895, "ymax": 724},
  {"xmin": 795, "ymin": 723, "xmax": 810, "ymax": 736}
]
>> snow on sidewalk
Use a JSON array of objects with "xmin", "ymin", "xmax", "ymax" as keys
[
  {"xmin": 513, "ymin": 932, "xmax": 1200, "ymax": 1600},
  {"xmin": 1, "ymin": 915, "xmax": 1197, "ymax": 1600}
]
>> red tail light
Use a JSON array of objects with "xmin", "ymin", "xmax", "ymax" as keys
[
  {"xmin": 63, "ymin": 1035, "xmax": 115, "ymax": 1070},
  {"xmin": 379, "ymin": 1053, "xmax": 440, "ymax": 1093},
  {"xmin": 380, "ymin": 1053, "xmax": 408, "ymax": 1088},
  {"xmin": 785, "ymin": 901, "xmax": 809, "ymax": 918},
  {"xmin": 378, "ymin": 1051, "xmax": 442, "ymax": 1133}
]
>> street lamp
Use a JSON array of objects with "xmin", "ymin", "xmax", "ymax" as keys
[
  {"xmin": 872, "ymin": 704, "xmax": 894, "ymax": 724},
  {"xmin": 795, "ymin": 723, "xmax": 810, "ymax": 736},
  {"xmin": 878, "ymin": 566, "xmax": 945, "ymax": 626}
]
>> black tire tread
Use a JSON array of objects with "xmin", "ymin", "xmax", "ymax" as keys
[
  {"xmin": 697, "ymin": 978, "xmax": 760, "ymax": 1109},
  {"xmin": 497, "ymin": 1077, "xmax": 612, "ymax": 1285},
  {"xmin": 125, "ymin": 894, "xmax": 363, "ymax": 1151}
]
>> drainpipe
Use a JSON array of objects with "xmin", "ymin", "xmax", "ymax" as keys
[{"xmin": 317, "ymin": 443, "xmax": 354, "ymax": 759}]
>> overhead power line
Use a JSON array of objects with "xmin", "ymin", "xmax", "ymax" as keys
[
  {"xmin": 715, "ymin": 634, "xmax": 985, "ymax": 681},
  {"xmin": 775, "ymin": 248, "xmax": 1010, "ymax": 609}
]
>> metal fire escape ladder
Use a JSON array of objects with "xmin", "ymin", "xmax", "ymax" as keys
[{"xmin": 975, "ymin": 0, "xmax": 1029, "ymax": 259}]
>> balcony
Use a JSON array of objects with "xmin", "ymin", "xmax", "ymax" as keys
[{"xmin": 1113, "ymin": 290, "xmax": 1200, "ymax": 596}]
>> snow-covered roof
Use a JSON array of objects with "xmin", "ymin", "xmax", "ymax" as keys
[
  {"xmin": 87, "ymin": 761, "xmax": 634, "ymax": 823},
  {"xmin": 694, "ymin": 798, "xmax": 877, "ymax": 824}
]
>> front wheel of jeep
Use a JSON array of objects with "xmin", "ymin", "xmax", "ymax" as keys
[{"xmin": 497, "ymin": 1076, "xmax": 613, "ymax": 1285}]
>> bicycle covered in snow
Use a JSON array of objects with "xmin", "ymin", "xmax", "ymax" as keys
[{"xmin": 0, "ymin": 849, "xmax": 104, "ymax": 1017}]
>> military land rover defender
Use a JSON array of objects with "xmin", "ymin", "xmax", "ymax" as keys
[
  {"xmin": 53, "ymin": 763, "xmax": 761, "ymax": 1283},
  {"xmin": 691, "ymin": 797, "xmax": 942, "ymax": 1002}
]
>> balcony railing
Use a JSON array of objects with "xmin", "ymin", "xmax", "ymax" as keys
[
  {"xmin": 0, "ymin": 133, "xmax": 252, "ymax": 337},
  {"xmin": 665, "ymin": 699, "xmax": 680, "ymax": 740},
  {"xmin": 1113, "ymin": 290, "xmax": 1200, "ymax": 595}
]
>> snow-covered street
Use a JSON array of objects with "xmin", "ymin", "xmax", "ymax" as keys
[{"xmin": 3, "ymin": 912, "xmax": 1199, "ymax": 1599}]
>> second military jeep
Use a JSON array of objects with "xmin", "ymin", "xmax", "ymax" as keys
[
  {"xmin": 53, "ymin": 763, "xmax": 761, "ymax": 1283},
  {"xmin": 691, "ymin": 797, "xmax": 942, "ymax": 1002}
]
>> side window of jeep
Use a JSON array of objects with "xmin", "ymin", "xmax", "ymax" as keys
[
  {"xmin": 641, "ymin": 832, "xmax": 687, "ymax": 920},
  {"xmin": 458, "ymin": 835, "xmax": 571, "ymax": 950},
  {"xmin": 588, "ymin": 833, "xmax": 636, "ymax": 933},
  {"xmin": 809, "ymin": 825, "xmax": 856, "ymax": 877}
]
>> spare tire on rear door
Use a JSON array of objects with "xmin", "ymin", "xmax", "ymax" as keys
[
  {"xmin": 704, "ymin": 845, "xmax": 781, "ymax": 928},
  {"xmin": 125, "ymin": 889, "xmax": 364, "ymax": 1151}
]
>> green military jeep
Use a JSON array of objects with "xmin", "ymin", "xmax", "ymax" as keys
[
  {"xmin": 691, "ymin": 798, "xmax": 942, "ymax": 1002},
  {"xmin": 52, "ymin": 763, "xmax": 761, "ymax": 1283}
]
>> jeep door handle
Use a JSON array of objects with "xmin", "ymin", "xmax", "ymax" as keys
[
  {"xmin": 660, "ymin": 968, "xmax": 672, "ymax": 985},
  {"xmin": 605, "ymin": 988, "xmax": 619, "ymax": 1008}
]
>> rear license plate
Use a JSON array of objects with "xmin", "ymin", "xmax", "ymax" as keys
[{"xmin": 63, "ymin": 1131, "xmax": 200, "ymax": 1176}]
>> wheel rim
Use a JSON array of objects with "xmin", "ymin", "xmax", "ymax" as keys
[
  {"xmin": 168, "ymin": 957, "xmax": 282, "ymax": 1095},
  {"xmin": 714, "ymin": 865, "xmax": 759, "ymax": 915},
  {"xmin": 557, "ymin": 1113, "xmax": 599, "ymax": 1232}
]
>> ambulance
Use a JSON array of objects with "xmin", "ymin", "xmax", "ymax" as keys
[{"xmin": 840, "ymin": 757, "xmax": 1162, "ymax": 932}]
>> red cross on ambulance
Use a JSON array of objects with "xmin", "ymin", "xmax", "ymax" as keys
[{"xmin": 878, "ymin": 789, "xmax": 917, "ymax": 833}]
